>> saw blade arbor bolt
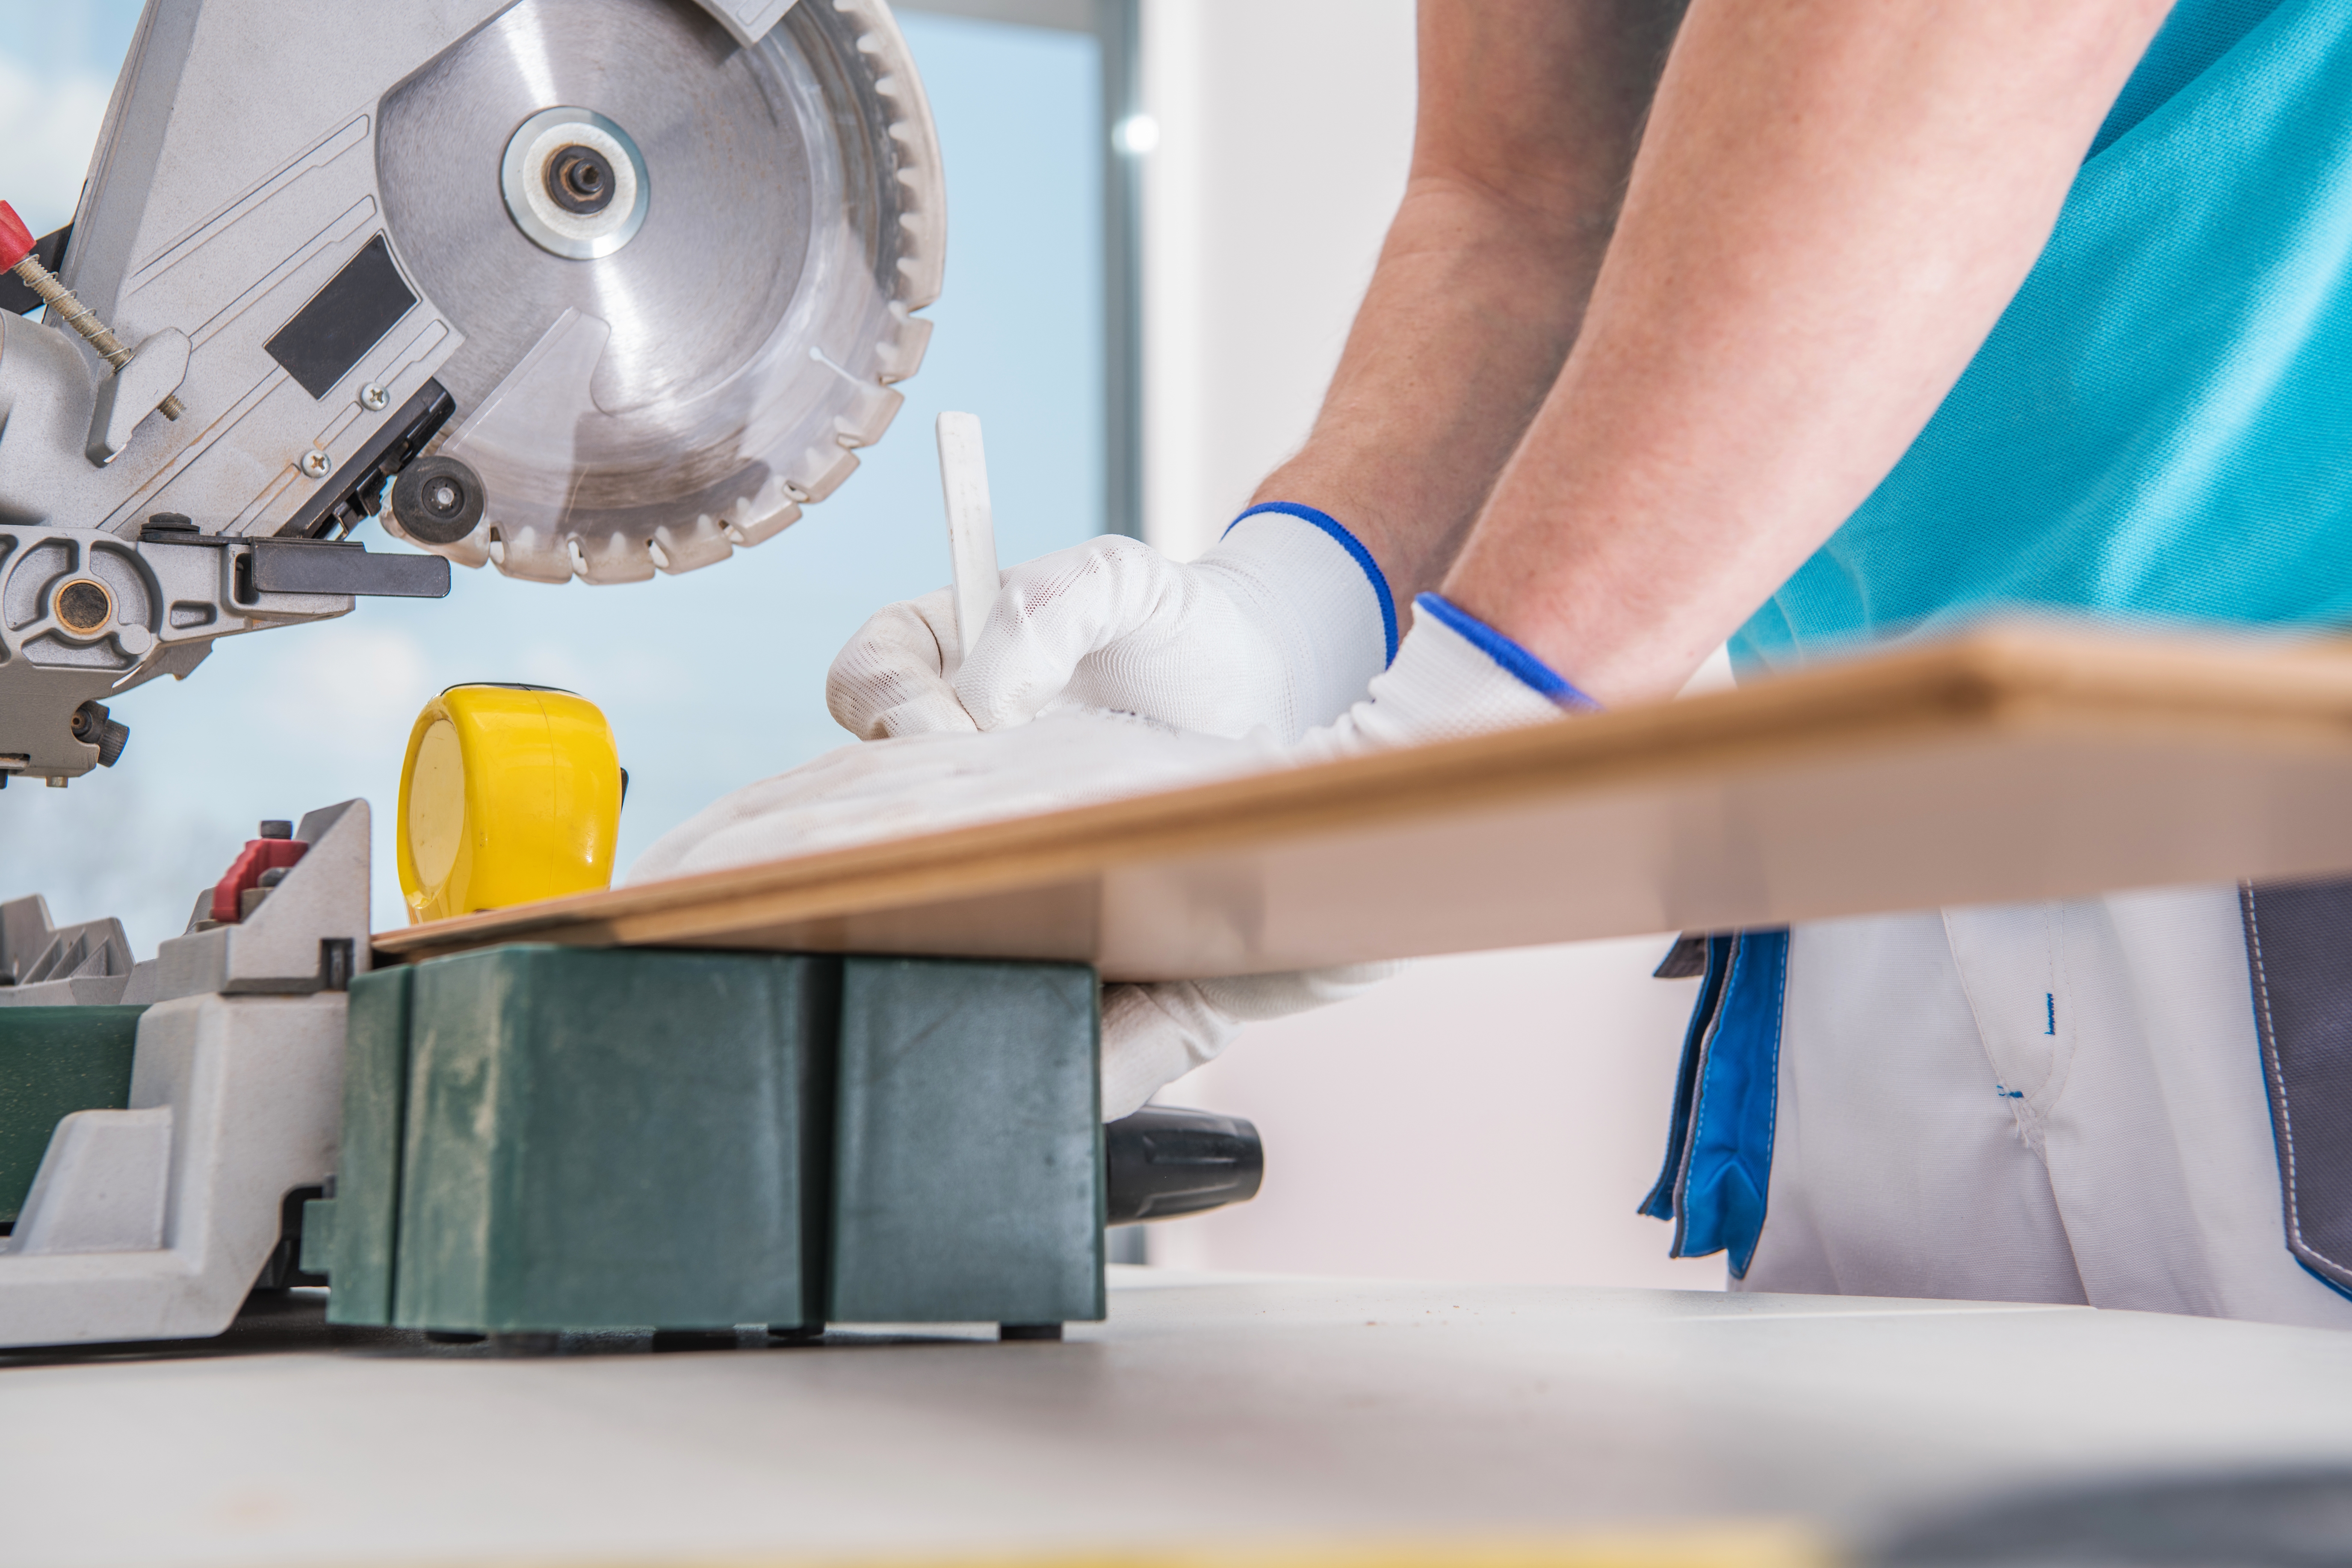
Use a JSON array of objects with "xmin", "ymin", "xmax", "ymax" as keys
[
  {"xmin": 302, "ymin": 449, "xmax": 334, "ymax": 479},
  {"xmin": 497, "ymin": 108, "xmax": 648, "ymax": 261},
  {"xmin": 0, "ymin": 199, "xmax": 184, "ymax": 421},
  {"xmin": 547, "ymin": 145, "xmax": 617, "ymax": 215}
]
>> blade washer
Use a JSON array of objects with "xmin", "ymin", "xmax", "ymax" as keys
[{"xmin": 500, "ymin": 107, "xmax": 649, "ymax": 261}]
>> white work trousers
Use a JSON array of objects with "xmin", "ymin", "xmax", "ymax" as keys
[{"xmin": 1737, "ymin": 883, "xmax": 2352, "ymax": 1329}]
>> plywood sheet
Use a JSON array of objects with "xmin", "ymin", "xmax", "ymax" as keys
[{"xmin": 374, "ymin": 627, "xmax": 2352, "ymax": 980}]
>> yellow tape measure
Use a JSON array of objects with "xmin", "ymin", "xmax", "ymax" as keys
[{"xmin": 396, "ymin": 684, "xmax": 623, "ymax": 923}]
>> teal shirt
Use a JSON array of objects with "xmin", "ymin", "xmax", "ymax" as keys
[{"xmin": 1733, "ymin": 0, "xmax": 2352, "ymax": 673}]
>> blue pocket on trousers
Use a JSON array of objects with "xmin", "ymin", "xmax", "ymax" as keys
[{"xmin": 1640, "ymin": 929, "xmax": 1790, "ymax": 1278}]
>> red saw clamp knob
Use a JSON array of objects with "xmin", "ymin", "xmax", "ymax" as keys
[
  {"xmin": 210, "ymin": 824, "xmax": 310, "ymax": 924},
  {"xmin": 0, "ymin": 201, "xmax": 35, "ymax": 271}
]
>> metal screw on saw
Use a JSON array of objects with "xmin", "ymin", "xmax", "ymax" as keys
[
  {"xmin": 301, "ymin": 449, "xmax": 334, "ymax": 479},
  {"xmin": 0, "ymin": 207, "xmax": 183, "ymax": 421},
  {"xmin": 360, "ymin": 384, "xmax": 390, "ymax": 412}
]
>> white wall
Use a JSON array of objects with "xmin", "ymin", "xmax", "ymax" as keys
[
  {"xmin": 1149, "ymin": 941, "xmax": 1731, "ymax": 1291},
  {"xmin": 1140, "ymin": 0, "xmax": 1420, "ymax": 562},
  {"xmin": 1134, "ymin": 0, "xmax": 1726, "ymax": 1290}
]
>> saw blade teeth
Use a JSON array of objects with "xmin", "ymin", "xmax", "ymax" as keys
[
  {"xmin": 875, "ymin": 309, "xmax": 934, "ymax": 387},
  {"xmin": 488, "ymin": 525, "xmax": 574, "ymax": 585},
  {"xmin": 789, "ymin": 443, "xmax": 861, "ymax": 506},
  {"xmin": 650, "ymin": 514, "xmax": 736, "ymax": 576},
  {"xmin": 724, "ymin": 478, "xmax": 803, "ymax": 552},
  {"xmin": 849, "ymin": 0, "xmax": 946, "ymax": 313},
  {"xmin": 572, "ymin": 530, "xmax": 657, "ymax": 585},
  {"xmin": 430, "ymin": 523, "xmax": 493, "ymax": 572},
  {"xmin": 834, "ymin": 383, "xmax": 904, "ymax": 450}
]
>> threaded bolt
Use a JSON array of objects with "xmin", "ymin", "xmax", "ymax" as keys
[{"xmin": 3, "ymin": 220, "xmax": 185, "ymax": 422}]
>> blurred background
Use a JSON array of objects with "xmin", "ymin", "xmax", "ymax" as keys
[{"xmin": 0, "ymin": 0, "xmax": 1720, "ymax": 1293}]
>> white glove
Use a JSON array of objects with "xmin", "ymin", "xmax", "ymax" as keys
[
  {"xmin": 827, "ymin": 503, "xmax": 1397, "ymax": 744},
  {"xmin": 1296, "ymin": 590, "xmax": 1596, "ymax": 761},
  {"xmin": 641, "ymin": 593, "xmax": 1592, "ymax": 1118}
]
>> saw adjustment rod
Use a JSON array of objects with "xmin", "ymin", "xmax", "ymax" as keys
[{"xmin": 0, "ymin": 201, "xmax": 183, "ymax": 420}]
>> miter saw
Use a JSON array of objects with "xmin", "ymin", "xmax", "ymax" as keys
[
  {"xmin": 0, "ymin": 0, "xmax": 1273, "ymax": 1350},
  {"xmin": 0, "ymin": 0, "xmax": 944, "ymax": 787}
]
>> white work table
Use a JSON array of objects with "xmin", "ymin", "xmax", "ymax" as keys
[{"xmin": 4, "ymin": 1270, "xmax": 2348, "ymax": 1566}]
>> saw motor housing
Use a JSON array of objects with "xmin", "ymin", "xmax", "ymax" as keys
[{"xmin": 0, "ymin": 0, "xmax": 943, "ymax": 785}]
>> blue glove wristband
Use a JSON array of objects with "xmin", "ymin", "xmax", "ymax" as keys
[
  {"xmin": 1414, "ymin": 592, "xmax": 1602, "ymax": 711},
  {"xmin": 1226, "ymin": 502, "xmax": 1399, "ymax": 665}
]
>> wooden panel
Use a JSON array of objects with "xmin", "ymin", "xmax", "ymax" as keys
[{"xmin": 374, "ymin": 627, "xmax": 2352, "ymax": 980}]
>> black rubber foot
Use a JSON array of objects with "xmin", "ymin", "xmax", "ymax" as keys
[
  {"xmin": 999, "ymin": 1322, "xmax": 1063, "ymax": 1342},
  {"xmin": 650, "ymin": 1328, "xmax": 739, "ymax": 1353},
  {"xmin": 425, "ymin": 1330, "xmax": 486, "ymax": 1344}
]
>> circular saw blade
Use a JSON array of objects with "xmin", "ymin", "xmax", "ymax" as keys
[{"xmin": 375, "ymin": 0, "xmax": 943, "ymax": 583}]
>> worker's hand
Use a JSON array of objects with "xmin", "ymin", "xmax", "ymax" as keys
[
  {"xmin": 646, "ymin": 592, "xmax": 1582, "ymax": 1115},
  {"xmin": 827, "ymin": 505, "xmax": 1396, "ymax": 744},
  {"xmin": 823, "ymin": 586, "xmax": 973, "ymax": 738}
]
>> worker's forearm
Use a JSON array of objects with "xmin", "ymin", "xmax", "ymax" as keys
[
  {"xmin": 1253, "ymin": 186, "xmax": 1595, "ymax": 602},
  {"xmin": 1442, "ymin": 0, "xmax": 2173, "ymax": 704},
  {"xmin": 1254, "ymin": 0, "xmax": 1687, "ymax": 602}
]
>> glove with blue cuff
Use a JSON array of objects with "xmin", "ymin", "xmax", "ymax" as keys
[
  {"xmin": 654, "ymin": 508, "xmax": 1594, "ymax": 1118},
  {"xmin": 827, "ymin": 502, "xmax": 1398, "ymax": 744}
]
